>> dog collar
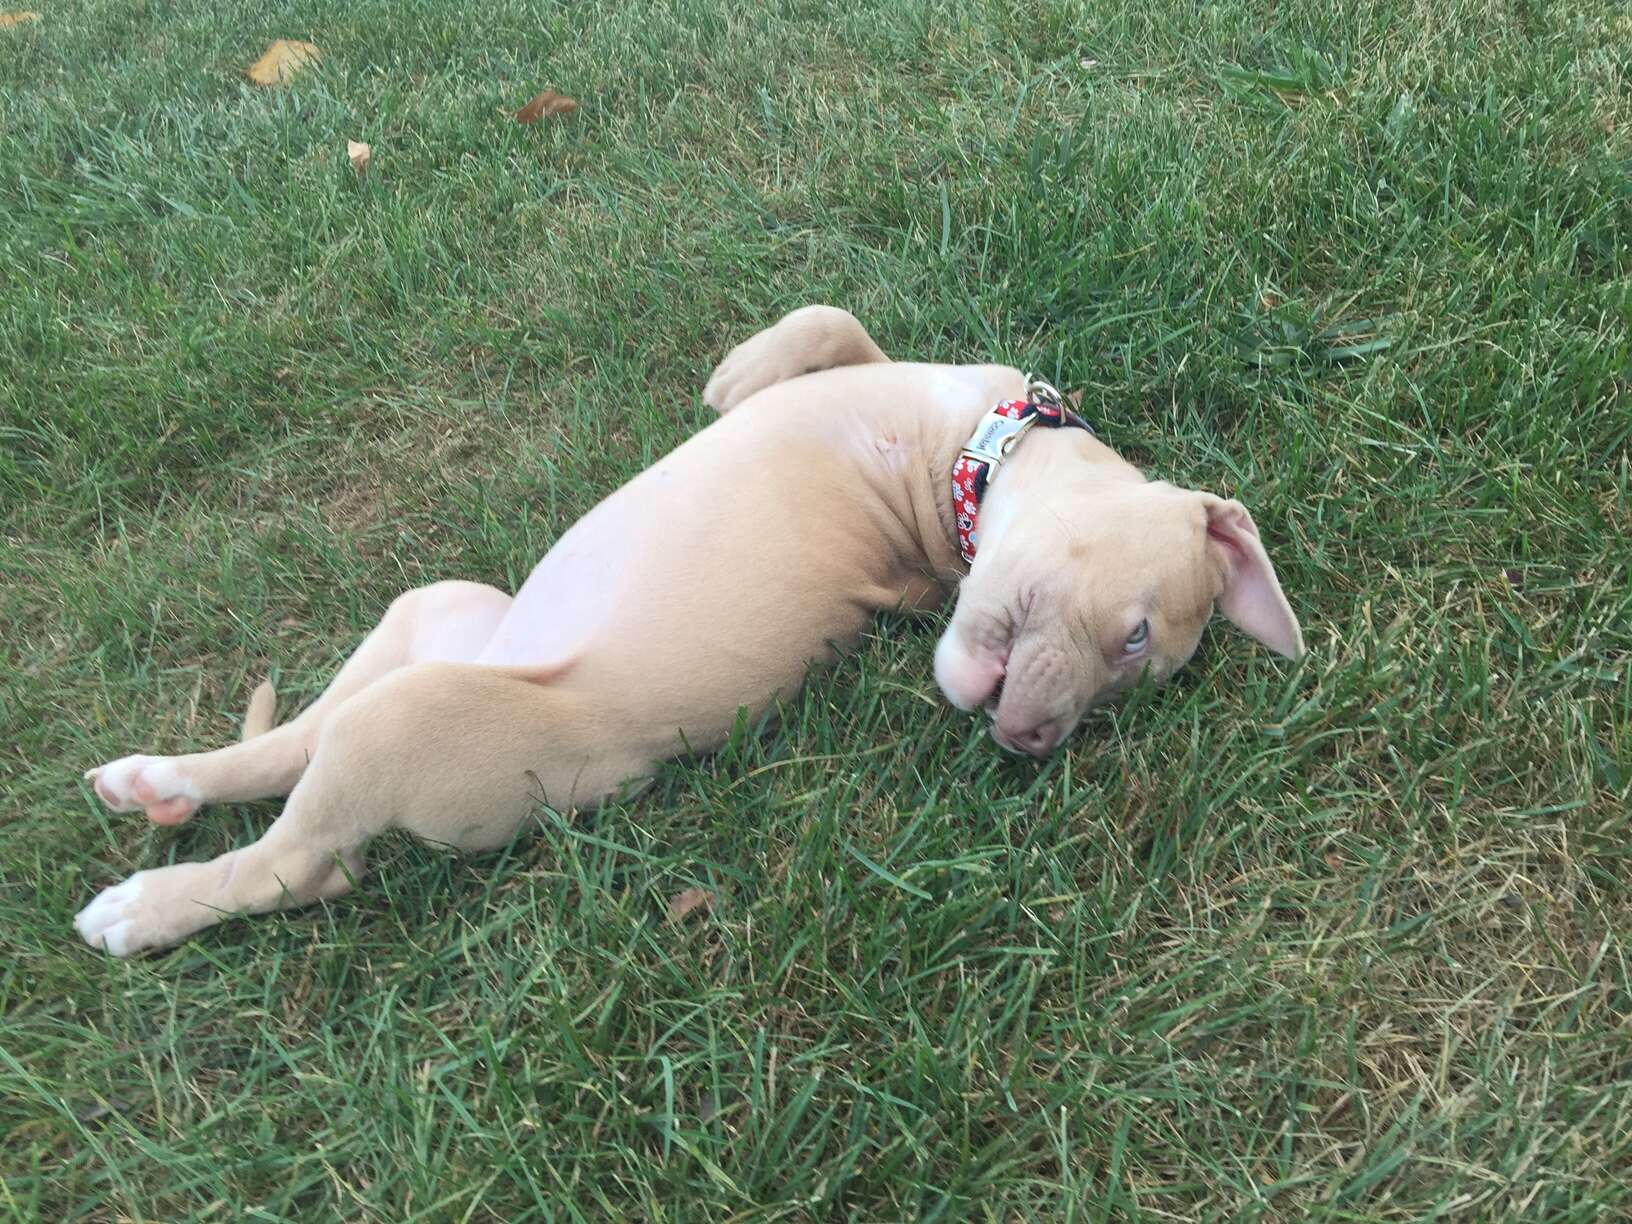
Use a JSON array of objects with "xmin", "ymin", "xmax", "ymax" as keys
[{"xmin": 952, "ymin": 378, "xmax": 1093, "ymax": 565}]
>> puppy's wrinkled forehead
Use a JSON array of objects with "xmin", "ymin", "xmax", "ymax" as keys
[
  {"xmin": 1063, "ymin": 485, "xmax": 1217, "ymax": 628},
  {"xmin": 1000, "ymin": 478, "xmax": 1217, "ymax": 623},
  {"xmin": 1031, "ymin": 483, "xmax": 1214, "ymax": 652}
]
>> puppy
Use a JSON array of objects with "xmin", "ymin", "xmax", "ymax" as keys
[{"xmin": 76, "ymin": 307, "xmax": 1302, "ymax": 955}]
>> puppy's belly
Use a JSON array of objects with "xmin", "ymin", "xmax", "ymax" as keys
[
  {"xmin": 476, "ymin": 484, "xmax": 865, "ymax": 672},
  {"xmin": 472, "ymin": 390, "xmax": 914, "ymax": 753},
  {"xmin": 476, "ymin": 511, "xmax": 874, "ymax": 759},
  {"xmin": 475, "ymin": 516, "xmax": 639, "ymax": 668}
]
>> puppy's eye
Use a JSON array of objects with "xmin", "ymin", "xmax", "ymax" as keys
[{"xmin": 1123, "ymin": 620, "xmax": 1150, "ymax": 655}]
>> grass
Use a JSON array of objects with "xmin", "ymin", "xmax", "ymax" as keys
[{"xmin": 2, "ymin": 0, "xmax": 1629, "ymax": 1216}]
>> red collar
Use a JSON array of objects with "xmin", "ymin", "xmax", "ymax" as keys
[{"xmin": 951, "ymin": 382, "xmax": 1093, "ymax": 565}]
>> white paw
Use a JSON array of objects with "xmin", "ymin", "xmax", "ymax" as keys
[
  {"xmin": 703, "ymin": 330, "xmax": 803, "ymax": 414},
  {"xmin": 74, "ymin": 875, "xmax": 147, "ymax": 956},
  {"xmin": 86, "ymin": 754, "xmax": 199, "ymax": 826},
  {"xmin": 74, "ymin": 864, "xmax": 221, "ymax": 957}
]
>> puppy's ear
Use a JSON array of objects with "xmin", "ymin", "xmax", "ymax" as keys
[{"xmin": 1199, "ymin": 495, "xmax": 1304, "ymax": 659}]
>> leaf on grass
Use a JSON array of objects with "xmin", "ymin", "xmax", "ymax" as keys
[
  {"xmin": 668, "ymin": 887, "xmax": 713, "ymax": 922},
  {"xmin": 0, "ymin": 11, "xmax": 41, "ymax": 27},
  {"xmin": 1220, "ymin": 65, "xmax": 1311, "ymax": 95},
  {"xmin": 245, "ymin": 39, "xmax": 322, "ymax": 87},
  {"xmin": 1065, "ymin": 388, "xmax": 1084, "ymax": 409},
  {"xmin": 347, "ymin": 140, "xmax": 371, "ymax": 173},
  {"xmin": 515, "ymin": 89, "xmax": 577, "ymax": 123},
  {"xmin": 1322, "ymin": 335, "xmax": 1392, "ymax": 362},
  {"xmin": 1385, "ymin": 90, "xmax": 1417, "ymax": 146},
  {"xmin": 75, "ymin": 1096, "xmax": 133, "ymax": 1125}
]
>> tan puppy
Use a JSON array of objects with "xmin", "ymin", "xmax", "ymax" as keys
[{"xmin": 76, "ymin": 307, "xmax": 1303, "ymax": 955}]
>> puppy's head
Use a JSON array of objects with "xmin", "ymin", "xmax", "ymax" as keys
[{"xmin": 934, "ymin": 439, "xmax": 1303, "ymax": 756}]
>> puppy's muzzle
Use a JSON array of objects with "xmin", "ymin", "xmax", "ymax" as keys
[{"xmin": 990, "ymin": 713, "xmax": 1064, "ymax": 757}]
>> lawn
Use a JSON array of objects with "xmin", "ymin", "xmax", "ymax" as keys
[{"xmin": 2, "ymin": 0, "xmax": 1629, "ymax": 1217}]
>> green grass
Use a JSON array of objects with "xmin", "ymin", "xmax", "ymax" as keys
[{"xmin": 2, "ymin": 0, "xmax": 1629, "ymax": 1217}]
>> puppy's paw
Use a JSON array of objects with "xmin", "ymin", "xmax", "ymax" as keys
[
  {"xmin": 74, "ymin": 875, "xmax": 147, "ymax": 956},
  {"xmin": 703, "ymin": 331, "xmax": 788, "ymax": 414},
  {"xmin": 704, "ymin": 313, "xmax": 831, "ymax": 413},
  {"xmin": 85, "ymin": 755, "xmax": 199, "ymax": 826},
  {"xmin": 74, "ymin": 866, "xmax": 215, "ymax": 956}
]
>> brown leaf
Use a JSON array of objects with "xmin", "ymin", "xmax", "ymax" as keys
[
  {"xmin": 245, "ymin": 39, "xmax": 322, "ymax": 87},
  {"xmin": 1065, "ymin": 388, "xmax": 1085, "ymax": 409},
  {"xmin": 0, "ymin": 11, "xmax": 42, "ymax": 27},
  {"xmin": 668, "ymin": 887, "xmax": 713, "ymax": 922},
  {"xmin": 74, "ymin": 1096, "xmax": 133, "ymax": 1125},
  {"xmin": 347, "ymin": 140, "xmax": 371, "ymax": 173},
  {"xmin": 515, "ymin": 89, "xmax": 578, "ymax": 124},
  {"xmin": 1323, "ymin": 851, "xmax": 1344, "ymax": 871}
]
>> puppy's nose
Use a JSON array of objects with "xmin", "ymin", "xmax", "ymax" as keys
[{"xmin": 994, "ymin": 719, "xmax": 1060, "ymax": 757}]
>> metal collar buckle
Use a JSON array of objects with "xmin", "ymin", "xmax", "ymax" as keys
[
  {"xmin": 957, "ymin": 376, "xmax": 1068, "ymax": 470},
  {"xmin": 1024, "ymin": 375, "xmax": 1064, "ymax": 406},
  {"xmin": 959, "ymin": 411, "xmax": 1039, "ymax": 470},
  {"xmin": 952, "ymin": 374, "xmax": 1090, "ymax": 566}
]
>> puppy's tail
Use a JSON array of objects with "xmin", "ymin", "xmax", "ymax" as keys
[{"xmin": 241, "ymin": 679, "xmax": 278, "ymax": 741}]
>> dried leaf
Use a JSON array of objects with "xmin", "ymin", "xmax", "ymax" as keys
[
  {"xmin": 1323, "ymin": 851, "xmax": 1344, "ymax": 871},
  {"xmin": 347, "ymin": 140, "xmax": 371, "ymax": 173},
  {"xmin": 0, "ymin": 11, "xmax": 41, "ymax": 27},
  {"xmin": 245, "ymin": 39, "xmax": 322, "ymax": 87},
  {"xmin": 515, "ymin": 89, "xmax": 578, "ymax": 124},
  {"xmin": 1065, "ymin": 388, "xmax": 1085, "ymax": 409},
  {"xmin": 668, "ymin": 887, "xmax": 713, "ymax": 922},
  {"xmin": 75, "ymin": 1096, "xmax": 133, "ymax": 1125}
]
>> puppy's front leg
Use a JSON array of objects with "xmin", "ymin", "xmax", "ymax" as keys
[{"xmin": 703, "ymin": 305, "xmax": 889, "ymax": 413}]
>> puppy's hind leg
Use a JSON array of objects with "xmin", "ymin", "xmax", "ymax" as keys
[
  {"xmin": 76, "ymin": 662, "xmax": 635, "ymax": 955},
  {"xmin": 703, "ymin": 305, "xmax": 889, "ymax": 414},
  {"xmin": 86, "ymin": 580, "xmax": 513, "ymax": 826}
]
